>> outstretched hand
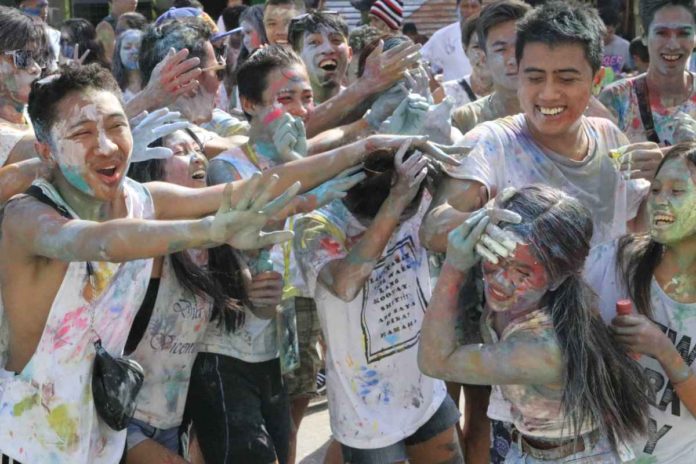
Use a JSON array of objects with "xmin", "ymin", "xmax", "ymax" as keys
[
  {"xmin": 142, "ymin": 48, "xmax": 202, "ymax": 109},
  {"xmin": 360, "ymin": 40, "xmax": 421, "ymax": 94},
  {"xmin": 130, "ymin": 108, "xmax": 191, "ymax": 162},
  {"xmin": 379, "ymin": 94, "xmax": 430, "ymax": 135},
  {"xmin": 389, "ymin": 139, "xmax": 429, "ymax": 207},
  {"xmin": 304, "ymin": 166, "xmax": 366, "ymax": 210},
  {"xmin": 211, "ymin": 173, "xmax": 301, "ymax": 250},
  {"xmin": 265, "ymin": 107, "xmax": 308, "ymax": 161},
  {"xmin": 365, "ymin": 134, "xmax": 466, "ymax": 167}
]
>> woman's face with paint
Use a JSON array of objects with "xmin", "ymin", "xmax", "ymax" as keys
[
  {"xmin": 241, "ymin": 20, "xmax": 263, "ymax": 52},
  {"xmin": 119, "ymin": 29, "xmax": 142, "ymax": 71},
  {"xmin": 0, "ymin": 46, "xmax": 42, "ymax": 105},
  {"xmin": 649, "ymin": 157, "xmax": 696, "ymax": 244},
  {"xmin": 481, "ymin": 238, "xmax": 551, "ymax": 314},
  {"xmin": 647, "ymin": 5, "xmax": 696, "ymax": 77},
  {"xmin": 465, "ymin": 32, "xmax": 490, "ymax": 79},
  {"xmin": 47, "ymin": 89, "xmax": 132, "ymax": 200},
  {"xmin": 257, "ymin": 63, "xmax": 314, "ymax": 122},
  {"xmin": 161, "ymin": 130, "xmax": 208, "ymax": 189}
]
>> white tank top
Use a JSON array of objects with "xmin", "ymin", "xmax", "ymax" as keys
[
  {"xmin": 0, "ymin": 178, "xmax": 154, "ymax": 463},
  {"xmin": 131, "ymin": 253, "xmax": 212, "ymax": 429}
]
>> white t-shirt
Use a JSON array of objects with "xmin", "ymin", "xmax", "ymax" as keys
[
  {"xmin": 421, "ymin": 22, "xmax": 472, "ymax": 82},
  {"xmin": 584, "ymin": 240, "xmax": 696, "ymax": 464},
  {"xmin": 294, "ymin": 198, "xmax": 447, "ymax": 449},
  {"xmin": 446, "ymin": 114, "xmax": 650, "ymax": 246},
  {"xmin": 442, "ymin": 75, "xmax": 479, "ymax": 109},
  {"xmin": 603, "ymin": 35, "xmax": 632, "ymax": 74}
]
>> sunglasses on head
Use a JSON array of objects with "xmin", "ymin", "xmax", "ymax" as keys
[{"xmin": 2, "ymin": 49, "xmax": 47, "ymax": 70}]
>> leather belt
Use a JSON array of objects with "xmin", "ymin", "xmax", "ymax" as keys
[{"xmin": 510, "ymin": 427, "xmax": 601, "ymax": 460}]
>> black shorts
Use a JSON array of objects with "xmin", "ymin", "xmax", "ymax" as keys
[{"xmin": 186, "ymin": 353, "xmax": 291, "ymax": 464}]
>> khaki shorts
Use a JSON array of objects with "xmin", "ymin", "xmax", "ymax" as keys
[{"xmin": 284, "ymin": 297, "xmax": 322, "ymax": 399}]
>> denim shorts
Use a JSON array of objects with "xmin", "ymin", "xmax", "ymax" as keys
[
  {"xmin": 504, "ymin": 430, "xmax": 622, "ymax": 463},
  {"xmin": 126, "ymin": 417, "xmax": 180, "ymax": 452},
  {"xmin": 341, "ymin": 394, "xmax": 461, "ymax": 464}
]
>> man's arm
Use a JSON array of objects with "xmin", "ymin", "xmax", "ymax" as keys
[
  {"xmin": 95, "ymin": 21, "xmax": 115, "ymax": 66},
  {"xmin": 0, "ymin": 159, "xmax": 50, "ymax": 204}
]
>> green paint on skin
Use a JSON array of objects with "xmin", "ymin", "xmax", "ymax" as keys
[
  {"xmin": 12, "ymin": 393, "xmax": 39, "ymax": 416},
  {"xmin": 47, "ymin": 404, "xmax": 79, "ymax": 449},
  {"xmin": 648, "ymin": 158, "xmax": 696, "ymax": 244}
]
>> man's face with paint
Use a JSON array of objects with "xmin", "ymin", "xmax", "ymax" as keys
[
  {"xmin": 264, "ymin": 4, "xmax": 299, "ymax": 47},
  {"xmin": 484, "ymin": 20, "xmax": 519, "ymax": 92},
  {"xmin": 465, "ymin": 31, "xmax": 489, "ymax": 79},
  {"xmin": 518, "ymin": 42, "xmax": 593, "ymax": 141},
  {"xmin": 458, "ymin": 0, "xmax": 481, "ymax": 22},
  {"xmin": 0, "ymin": 46, "xmax": 43, "ymax": 107},
  {"xmin": 119, "ymin": 30, "xmax": 142, "ymax": 71},
  {"xmin": 45, "ymin": 89, "xmax": 132, "ymax": 201},
  {"xmin": 251, "ymin": 63, "xmax": 314, "ymax": 123},
  {"xmin": 161, "ymin": 130, "xmax": 208, "ymax": 189},
  {"xmin": 20, "ymin": 0, "xmax": 48, "ymax": 22},
  {"xmin": 646, "ymin": 5, "xmax": 696, "ymax": 77},
  {"xmin": 649, "ymin": 157, "xmax": 696, "ymax": 244},
  {"xmin": 482, "ymin": 240, "xmax": 551, "ymax": 314},
  {"xmin": 241, "ymin": 20, "xmax": 264, "ymax": 52},
  {"xmin": 172, "ymin": 41, "xmax": 221, "ymax": 125},
  {"xmin": 300, "ymin": 26, "xmax": 352, "ymax": 90}
]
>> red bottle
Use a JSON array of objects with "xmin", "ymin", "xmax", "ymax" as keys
[{"xmin": 616, "ymin": 300, "xmax": 640, "ymax": 360}]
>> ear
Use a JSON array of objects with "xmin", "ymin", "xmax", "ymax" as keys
[
  {"xmin": 240, "ymin": 95, "xmax": 260, "ymax": 118},
  {"xmin": 347, "ymin": 45, "xmax": 353, "ymax": 64},
  {"xmin": 34, "ymin": 140, "xmax": 54, "ymax": 163}
]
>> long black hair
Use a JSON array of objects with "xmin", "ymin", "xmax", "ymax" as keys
[
  {"xmin": 127, "ymin": 129, "xmax": 249, "ymax": 332},
  {"xmin": 616, "ymin": 142, "xmax": 696, "ymax": 318},
  {"xmin": 499, "ymin": 185, "xmax": 649, "ymax": 446}
]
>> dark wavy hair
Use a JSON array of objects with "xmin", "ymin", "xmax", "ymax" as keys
[
  {"xmin": 616, "ymin": 142, "xmax": 696, "ymax": 318},
  {"xmin": 499, "ymin": 185, "xmax": 649, "ymax": 446},
  {"xmin": 61, "ymin": 18, "xmax": 110, "ymax": 68}
]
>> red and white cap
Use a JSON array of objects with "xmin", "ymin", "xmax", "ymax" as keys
[{"xmin": 370, "ymin": 0, "xmax": 404, "ymax": 31}]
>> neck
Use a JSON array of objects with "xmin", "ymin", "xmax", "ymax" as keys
[
  {"xmin": 248, "ymin": 122, "xmax": 282, "ymax": 162},
  {"xmin": 663, "ymin": 237, "xmax": 696, "ymax": 274},
  {"xmin": 470, "ymin": 72, "xmax": 493, "ymax": 97},
  {"xmin": 491, "ymin": 87, "xmax": 521, "ymax": 116},
  {"xmin": 126, "ymin": 70, "xmax": 142, "ymax": 92},
  {"xmin": 658, "ymin": 237, "xmax": 696, "ymax": 302},
  {"xmin": 312, "ymin": 81, "xmax": 339, "ymax": 104},
  {"xmin": 526, "ymin": 115, "xmax": 588, "ymax": 161},
  {"xmin": 0, "ymin": 95, "xmax": 27, "ymax": 125},
  {"xmin": 646, "ymin": 67, "xmax": 691, "ymax": 104},
  {"xmin": 54, "ymin": 172, "xmax": 111, "ymax": 221}
]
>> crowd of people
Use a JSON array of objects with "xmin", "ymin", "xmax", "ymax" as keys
[{"xmin": 0, "ymin": 0, "xmax": 694, "ymax": 463}]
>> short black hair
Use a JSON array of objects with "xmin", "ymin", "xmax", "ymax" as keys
[
  {"xmin": 598, "ymin": 6, "xmax": 621, "ymax": 28},
  {"xmin": 402, "ymin": 22, "xmax": 418, "ymax": 35},
  {"xmin": 0, "ymin": 5, "xmax": 49, "ymax": 60},
  {"xmin": 139, "ymin": 17, "xmax": 213, "ymax": 86},
  {"xmin": 115, "ymin": 12, "xmax": 148, "ymax": 35},
  {"xmin": 629, "ymin": 36, "xmax": 649, "ymax": 62},
  {"xmin": 222, "ymin": 5, "xmax": 247, "ymax": 32},
  {"xmin": 477, "ymin": 0, "xmax": 531, "ymax": 50},
  {"xmin": 460, "ymin": 13, "xmax": 480, "ymax": 50},
  {"xmin": 516, "ymin": 0, "xmax": 604, "ymax": 74},
  {"xmin": 236, "ymin": 45, "xmax": 304, "ymax": 120},
  {"xmin": 640, "ymin": 0, "xmax": 696, "ymax": 34},
  {"xmin": 289, "ymin": 11, "xmax": 349, "ymax": 53},
  {"xmin": 28, "ymin": 64, "xmax": 123, "ymax": 144}
]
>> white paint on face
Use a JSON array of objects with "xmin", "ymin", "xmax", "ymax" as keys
[
  {"xmin": 466, "ymin": 33, "xmax": 490, "ymax": 80},
  {"xmin": 119, "ymin": 30, "xmax": 142, "ymax": 71},
  {"xmin": 647, "ymin": 6, "xmax": 696, "ymax": 76},
  {"xmin": 161, "ymin": 129, "xmax": 209, "ymax": 188},
  {"xmin": 172, "ymin": 84, "xmax": 217, "ymax": 125},
  {"xmin": 241, "ymin": 20, "xmax": 263, "ymax": 52},
  {"xmin": 485, "ymin": 20, "xmax": 518, "ymax": 91},
  {"xmin": 264, "ymin": 5, "xmax": 298, "ymax": 47},
  {"xmin": 259, "ymin": 64, "xmax": 314, "ymax": 122},
  {"xmin": 301, "ymin": 26, "xmax": 351, "ymax": 89},
  {"xmin": 49, "ymin": 90, "xmax": 132, "ymax": 200},
  {"xmin": 0, "ymin": 54, "xmax": 42, "ymax": 105}
]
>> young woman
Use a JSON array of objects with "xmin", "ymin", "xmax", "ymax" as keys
[
  {"xmin": 112, "ymin": 29, "xmax": 143, "ymax": 102},
  {"xmin": 60, "ymin": 18, "xmax": 109, "ymax": 68},
  {"xmin": 419, "ymin": 185, "xmax": 650, "ymax": 463},
  {"xmin": 585, "ymin": 142, "xmax": 696, "ymax": 463}
]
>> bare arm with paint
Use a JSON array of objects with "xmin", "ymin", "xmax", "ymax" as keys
[
  {"xmin": 302, "ymin": 142, "xmax": 428, "ymax": 302},
  {"xmin": 305, "ymin": 41, "xmax": 421, "ymax": 137},
  {"xmin": 0, "ymin": 158, "xmax": 51, "ymax": 204},
  {"xmin": 4, "ymin": 179, "xmax": 297, "ymax": 263},
  {"xmin": 420, "ymin": 210, "xmax": 561, "ymax": 385}
]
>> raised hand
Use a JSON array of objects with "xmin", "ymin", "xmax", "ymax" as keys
[
  {"xmin": 365, "ymin": 134, "xmax": 466, "ymax": 167},
  {"xmin": 389, "ymin": 139, "xmax": 429, "ymax": 208},
  {"xmin": 142, "ymin": 48, "xmax": 202, "ymax": 109},
  {"xmin": 420, "ymin": 97, "xmax": 455, "ymax": 144},
  {"xmin": 304, "ymin": 166, "xmax": 367, "ymax": 210},
  {"xmin": 211, "ymin": 174, "xmax": 301, "ymax": 250},
  {"xmin": 360, "ymin": 40, "xmax": 421, "ymax": 94},
  {"xmin": 475, "ymin": 188, "xmax": 522, "ymax": 265},
  {"xmin": 130, "ymin": 108, "xmax": 190, "ymax": 162},
  {"xmin": 380, "ymin": 94, "xmax": 430, "ymax": 135},
  {"xmin": 671, "ymin": 111, "xmax": 696, "ymax": 144},
  {"xmin": 265, "ymin": 107, "xmax": 308, "ymax": 161},
  {"xmin": 613, "ymin": 142, "xmax": 664, "ymax": 180},
  {"xmin": 365, "ymin": 84, "xmax": 409, "ymax": 130}
]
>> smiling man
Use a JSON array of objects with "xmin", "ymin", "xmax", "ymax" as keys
[
  {"xmin": 264, "ymin": 0, "xmax": 302, "ymax": 48},
  {"xmin": 599, "ymin": 0, "xmax": 696, "ymax": 145}
]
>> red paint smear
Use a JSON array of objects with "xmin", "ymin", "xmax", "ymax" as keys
[
  {"xmin": 263, "ymin": 107, "xmax": 284, "ymax": 125},
  {"xmin": 320, "ymin": 237, "xmax": 343, "ymax": 256}
]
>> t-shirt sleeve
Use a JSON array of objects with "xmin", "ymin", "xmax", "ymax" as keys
[
  {"xmin": 444, "ymin": 124, "xmax": 501, "ymax": 195},
  {"xmin": 293, "ymin": 214, "xmax": 348, "ymax": 296}
]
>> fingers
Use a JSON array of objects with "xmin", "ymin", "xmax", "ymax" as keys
[
  {"xmin": 334, "ymin": 171, "xmax": 367, "ymax": 191},
  {"xmin": 133, "ymin": 147, "xmax": 173, "ymax": 161},
  {"xmin": 418, "ymin": 141, "xmax": 462, "ymax": 166},
  {"xmin": 483, "ymin": 222, "xmax": 519, "ymax": 252},
  {"xmin": 219, "ymin": 183, "xmax": 234, "ymax": 213},
  {"xmin": 129, "ymin": 111, "xmax": 148, "ymax": 127},
  {"xmin": 152, "ymin": 121, "xmax": 190, "ymax": 139},
  {"xmin": 250, "ymin": 174, "xmax": 279, "ymax": 211},
  {"xmin": 236, "ymin": 173, "xmax": 262, "ymax": 211},
  {"xmin": 256, "ymin": 230, "xmax": 295, "ymax": 247},
  {"xmin": 260, "ymin": 181, "xmax": 302, "ymax": 216},
  {"xmin": 488, "ymin": 208, "xmax": 522, "ymax": 225},
  {"xmin": 336, "ymin": 165, "xmax": 364, "ymax": 179},
  {"xmin": 78, "ymin": 48, "xmax": 91, "ymax": 64},
  {"xmin": 394, "ymin": 138, "xmax": 413, "ymax": 168}
]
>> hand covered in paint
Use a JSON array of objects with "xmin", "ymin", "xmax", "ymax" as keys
[
  {"xmin": 360, "ymin": 40, "xmax": 422, "ymax": 95},
  {"xmin": 210, "ymin": 173, "xmax": 300, "ymax": 249},
  {"xmin": 142, "ymin": 48, "xmax": 202, "ymax": 108},
  {"xmin": 614, "ymin": 142, "xmax": 664, "ymax": 180},
  {"xmin": 366, "ymin": 84, "xmax": 409, "ymax": 130},
  {"xmin": 249, "ymin": 271, "xmax": 284, "ymax": 310},
  {"xmin": 611, "ymin": 314, "xmax": 672, "ymax": 358},
  {"xmin": 379, "ymin": 94, "xmax": 430, "ymax": 135},
  {"xmin": 365, "ymin": 134, "xmax": 465, "ymax": 167},
  {"xmin": 671, "ymin": 111, "xmax": 696, "ymax": 144},
  {"xmin": 419, "ymin": 97, "xmax": 456, "ymax": 144},
  {"xmin": 58, "ymin": 43, "xmax": 91, "ymax": 66},
  {"xmin": 388, "ymin": 140, "xmax": 429, "ymax": 208},
  {"xmin": 130, "ymin": 108, "xmax": 191, "ymax": 162},
  {"xmin": 304, "ymin": 166, "xmax": 367, "ymax": 210},
  {"xmin": 266, "ymin": 108, "xmax": 307, "ymax": 162},
  {"xmin": 476, "ymin": 188, "xmax": 523, "ymax": 265},
  {"xmin": 404, "ymin": 66, "xmax": 433, "ymax": 102}
]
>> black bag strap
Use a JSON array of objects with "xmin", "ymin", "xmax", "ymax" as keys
[
  {"xmin": 458, "ymin": 78, "xmax": 477, "ymax": 102},
  {"xmin": 634, "ymin": 76, "xmax": 661, "ymax": 144},
  {"xmin": 24, "ymin": 185, "xmax": 95, "ymax": 276}
]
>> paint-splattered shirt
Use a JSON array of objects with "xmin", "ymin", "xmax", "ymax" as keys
[
  {"xmin": 598, "ymin": 73, "xmax": 696, "ymax": 144},
  {"xmin": 293, "ymin": 197, "xmax": 447, "ymax": 449},
  {"xmin": 585, "ymin": 240, "xmax": 696, "ymax": 464},
  {"xmin": 0, "ymin": 178, "xmax": 154, "ymax": 463},
  {"xmin": 446, "ymin": 114, "xmax": 649, "ymax": 246},
  {"xmin": 0, "ymin": 120, "xmax": 32, "ymax": 167},
  {"xmin": 451, "ymin": 93, "xmax": 506, "ymax": 136}
]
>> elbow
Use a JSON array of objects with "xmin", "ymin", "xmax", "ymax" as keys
[{"xmin": 417, "ymin": 344, "xmax": 446, "ymax": 379}]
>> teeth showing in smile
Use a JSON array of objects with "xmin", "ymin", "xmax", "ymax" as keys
[
  {"xmin": 97, "ymin": 165, "xmax": 117, "ymax": 176},
  {"xmin": 539, "ymin": 106, "xmax": 564, "ymax": 116},
  {"xmin": 654, "ymin": 213, "xmax": 675, "ymax": 224},
  {"xmin": 319, "ymin": 59, "xmax": 337, "ymax": 71},
  {"xmin": 191, "ymin": 170, "xmax": 206, "ymax": 180},
  {"xmin": 662, "ymin": 54, "xmax": 681, "ymax": 62}
]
